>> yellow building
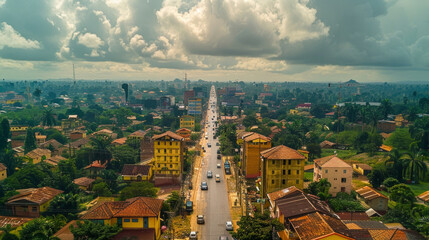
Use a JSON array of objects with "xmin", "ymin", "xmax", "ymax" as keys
[
  {"xmin": 25, "ymin": 148, "xmax": 52, "ymax": 164},
  {"xmin": 289, "ymin": 109, "xmax": 299, "ymax": 115},
  {"xmin": 260, "ymin": 145, "xmax": 305, "ymax": 197},
  {"xmin": 81, "ymin": 197, "xmax": 164, "ymax": 240},
  {"xmin": 240, "ymin": 132, "xmax": 271, "ymax": 179},
  {"xmin": 180, "ymin": 115, "xmax": 195, "ymax": 130},
  {"xmin": 0, "ymin": 163, "xmax": 7, "ymax": 181},
  {"xmin": 6, "ymin": 187, "xmax": 63, "ymax": 218},
  {"xmin": 61, "ymin": 115, "xmax": 81, "ymax": 130},
  {"xmin": 127, "ymin": 130, "xmax": 147, "ymax": 141},
  {"xmin": 152, "ymin": 131, "xmax": 184, "ymax": 177}
]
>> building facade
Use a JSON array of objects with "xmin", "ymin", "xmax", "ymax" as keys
[
  {"xmin": 260, "ymin": 145, "xmax": 305, "ymax": 198},
  {"xmin": 188, "ymin": 98, "xmax": 202, "ymax": 115},
  {"xmin": 179, "ymin": 115, "xmax": 195, "ymax": 130},
  {"xmin": 152, "ymin": 131, "xmax": 184, "ymax": 177},
  {"xmin": 313, "ymin": 155, "xmax": 352, "ymax": 197},
  {"xmin": 240, "ymin": 132, "xmax": 271, "ymax": 179}
]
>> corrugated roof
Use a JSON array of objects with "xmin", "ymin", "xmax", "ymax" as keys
[
  {"xmin": 260, "ymin": 145, "xmax": 305, "ymax": 160},
  {"xmin": 73, "ymin": 177, "xmax": 95, "ymax": 188},
  {"xmin": 417, "ymin": 190, "xmax": 429, "ymax": 202},
  {"xmin": 356, "ymin": 186, "xmax": 388, "ymax": 200},
  {"xmin": 0, "ymin": 216, "xmax": 32, "ymax": 228},
  {"xmin": 7, "ymin": 187, "xmax": 63, "ymax": 205},
  {"xmin": 152, "ymin": 131, "xmax": 184, "ymax": 141},
  {"xmin": 344, "ymin": 220, "xmax": 388, "ymax": 230},
  {"xmin": 380, "ymin": 144, "xmax": 393, "ymax": 152}
]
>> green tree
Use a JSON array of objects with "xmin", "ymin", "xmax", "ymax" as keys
[
  {"xmin": 368, "ymin": 166, "xmax": 387, "ymax": 188},
  {"xmin": 385, "ymin": 128, "xmax": 414, "ymax": 150},
  {"xmin": 243, "ymin": 115, "xmax": 258, "ymax": 128},
  {"xmin": 20, "ymin": 215, "xmax": 67, "ymax": 240},
  {"xmin": 119, "ymin": 181, "xmax": 157, "ymax": 200},
  {"xmin": 379, "ymin": 99, "xmax": 393, "ymax": 119},
  {"xmin": 89, "ymin": 135, "xmax": 112, "ymax": 164},
  {"xmin": 92, "ymin": 182, "xmax": 112, "ymax": 197},
  {"xmin": 42, "ymin": 108, "xmax": 56, "ymax": 127},
  {"xmin": 0, "ymin": 149, "xmax": 22, "ymax": 175},
  {"xmin": 389, "ymin": 184, "xmax": 415, "ymax": 204},
  {"xmin": 383, "ymin": 177, "xmax": 400, "ymax": 189},
  {"xmin": 384, "ymin": 150, "xmax": 404, "ymax": 181},
  {"xmin": 307, "ymin": 143, "xmax": 321, "ymax": 161},
  {"xmin": 33, "ymin": 88, "xmax": 42, "ymax": 100},
  {"xmin": 306, "ymin": 178, "xmax": 331, "ymax": 200},
  {"xmin": 47, "ymin": 193, "xmax": 80, "ymax": 220},
  {"xmin": 0, "ymin": 224, "xmax": 19, "ymax": 240},
  {"xmin": 328, "ymin": 192, "xmax": 365, "ymax": 212},
  {"xmin": 232, "ymin": 212, "xmax": 284, "ymax": 240},
  {"xmin": 24, "ymin": 127, "xmax": 37, "ymax": 153},
  {"xmin": 70, "ymin": 220, "xmax": 121, "ymax": 240},
  {"xmin": 400, "ymin": 144, "xmax": 428, "ymax": 183}
]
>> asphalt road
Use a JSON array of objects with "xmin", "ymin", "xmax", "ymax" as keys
[{"xmin": 196, "ymin": 86, "xmax": 233, "ymax": 240}]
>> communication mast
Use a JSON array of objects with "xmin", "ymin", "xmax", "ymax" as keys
[{"xmin": 73, "ymin": 63, "xmax": 76, "ymax": 85}]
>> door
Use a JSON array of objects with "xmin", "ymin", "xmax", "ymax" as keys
[
  {"xmin": 143, "ymin": 217, "xmax": 148, "ymax": 228},
  {"xmin": 117, "ymin": 217, "xmax": 122, "ymax": 227}
]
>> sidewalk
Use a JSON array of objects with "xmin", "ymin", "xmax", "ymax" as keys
[{"xmin": 223, "ymin": 156, "xmax": 245, "ymax": 231}]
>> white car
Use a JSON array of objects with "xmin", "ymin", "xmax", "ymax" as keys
[
  {"xmin": 217, "ymin": 163, "xmax": 221, "ymax": 168},
  {"xmin": 189, "ymin": 231, "xmax": 198, "ymax": 239},
  {"xmin": 226, "ymin": 221, "xmax": 233, "ymax": 231},
  {"xmin": 215, "ymin": 174, "xmax": 220, "ymax": 182}
]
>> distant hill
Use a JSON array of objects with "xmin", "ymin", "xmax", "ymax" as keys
[{"xmin": 345, "ymin": 79, "xmax": 359, "ymax": 85}]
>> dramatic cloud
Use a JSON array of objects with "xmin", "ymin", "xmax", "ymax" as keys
[
  {"xmin": 78, "ymin": 33, "xmax": 104, "ymax": 49},
  {"xmin": 0, "ymin": 22, "xmax": 40, "ymax": 49}
]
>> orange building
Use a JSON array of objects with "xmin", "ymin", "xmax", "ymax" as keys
[{"xmin": 239, "ymin": 132, "xmax": 271, "ymax": 179}]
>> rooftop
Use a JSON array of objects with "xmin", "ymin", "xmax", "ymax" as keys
[
  {"xmin": 152, "ymin": 131, "xmax": 184, "ymax": 141},
  {"xmin": 7, "ymin": 187, "xmax": 63, "ymax": 205},
  {"xmin": 25, "ymin": 148, "xmax": 51, "ymax": 159},
  {"xmin": 0, "ymin": 216, "xmax": 32, "ymax": 228},
  {"xmin": 121, "ymin": 164, "xmax": 151, "ymax": 176},
  {"xmin": 73, "ymin": 177, "xmax": 95, "ymax": 188},
  {"xmin": 417, "ymin": 190, "xmax": 429, "ymax": 202},
  {"xmin": 356, "ymin": 186, "xmax": 388, "ymax": 201},
  {"xmin": 0, "ymin": 163, "xmax": 7, "ymax": 171},
  {"xmin": 314, "ymin": 155, "xmax": 351, "ymax": 168},
  {"xmin": 261, "ymin": 145, "xmax": 305, "ymax": 160},
  {"xmin": 84, "ymin": 160, "xmax": 107, "ymax": 169}
]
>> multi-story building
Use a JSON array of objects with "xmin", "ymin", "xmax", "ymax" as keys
[
  {"xmin": 260, "ymin": 145, "xmax": 305, "ymax": 197},
  {"xmin": 179, "ymin": 115, "xmax": 195, "ymax": 130},
  {"xmin": 239, "ymin": 132, "xmax": 271, "ymax": 179},
  {"xmin": 188, "ymin": 98, "xmax": 202, "ymax": 115},
  {"xmin": 313, "ymin": 155, "xmax": 352, "ymax": 197},
  {"xmin": 152, "ymin": 131, "xmax": 184, "ymax": 177},
  {"xmin": 81, "ymin": 197, "xmax": 164, "ymax": 240}
]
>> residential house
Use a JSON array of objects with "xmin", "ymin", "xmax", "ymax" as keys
[
  {"xmin": 152, "ymin": 131, "xmax": 184, "ymax": 177},
  {"xmin": 313, "ymin": 155, "xmax": 352, "ymax": 197},
  {"xmin": 81, "ymin": 197, "xmax": 164, "ymax": 240},
  {"xmin": 320, "ymin": 140, "xmax": 337, "ymax": 149},
  {"xmin": 6, "ymin": 187, "xmax": 63, "ymax": 217},
  {"xmin": 417, "ymin": 191, "xmax": 429, "ymax": 203},
  {"xmin": 39, "ymin": 139, "xmax": 63, "ymax": 156},
  {"xmin": 353, "ymin": 163, "xmax": 372, "ymax": 176},
  {"xmin": 61, "ymin": 115, "xmax": 81, "ymax": 130},
  {"xmin": 127, "ymin": 130, "xmax": 147, "ymax": 141},
  {"xmin": 64, "ymin": 137, "xmax": 90, "ymax": 156},
  {"xmin": 356, "ymin": 186, "xmax": 388, "ymax": 212},
  {"xmin": 179, "ymin": 115, "xmax": 195, "ymax": 130},
  {"xmin": 70, "ymin": 130, "xmax": 86, "ymax": 141},
  {"xmin": 260, "ymin": 145, "xmax": 305, "ymax": 198},
  {"xmin": 0, "ymin": 163, "xmax": 7, "ymax": 181},
  {"xmin": 44, "ymin": 155, "xmax": 67, "ymax": 167},
  {"xmin": 176, "ymin": 128, "xmax": 192, "ymax": 139},
  {"xmin": 379, "ymin": 144, "xmax": 393, "ymax": 152},
  {"xmin": 296, "ymin": 103, "xmax": 312, "ymax": 111},
  {"xmin": 35, "ymin": 132, "xmax": 47, "ymax": 145},
  {"xmin": 84, "ymin": 160, "xmax": 107, "ymax": 177},
  {"xmin": 73, "ymin": 177, "xmax": 95, "ymax": 191},
  {"xmin": 25, "ymin": 148, "xmax": 52, "ymax": 164},
  {"xmin": 395, "ymin": 114, "xmax": 408, "ymax": 127},
  {"xmin": 0, "ymin": 216, "xmax": 32, "ymax": 231},
  {"xmin": 13, "ymin": 146, "xmax": 25, "ymax": 157},
  {"xmin": 121, "ymin": 164, "xmax": 152, "ymax": 181},
  {"xmin": 377, "ymin": 120, "xmax": 396, "ymax": 133},
  {"xmin": 239, "ymin": 132, "xmax": 272, "ymax": 179},
  {"xmin": 10, "ymin": 126, "xmax": 28, "ymax": 137},
  {"xmin": 112, "ymin": 137, "xmax": 127, "ymax": 146},
  {"xmin": 92, "ymin": 129, "xmax": 117, "ymax": 139}
]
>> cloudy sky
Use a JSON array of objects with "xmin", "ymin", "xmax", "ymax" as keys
[{"xmin": 0, "ymin": 0, "xmax": 428, "ymax": 82}]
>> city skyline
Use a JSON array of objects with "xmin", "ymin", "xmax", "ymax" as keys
[{"xmin": 1, "ymin": 0, "xmax": 428, "ymax": 82}]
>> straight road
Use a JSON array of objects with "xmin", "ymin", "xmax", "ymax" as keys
[{"xmin": 195, "ymin": 86, "xmax": 232, "ymax": 240}]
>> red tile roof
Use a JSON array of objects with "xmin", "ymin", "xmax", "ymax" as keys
[
  {"xmin": 242, "ymin": 132, "xmax": 271, "ymax": 142},
  {"xmin": 84, "ymin": 160, "xmax": 107, "ymax": 169},
  {"xmin": 73, "ymin": 177, "xmax": 95, "ymax": 188},
  {"xmin": 112, "ymin": 137, "xmax": 127, "ymax": 145},
  {"xmin": 81, "ymin": 197, "xmax": 163, "ymax": 220},
  {"xmin": 6, "ymin": 187, "xmax": 63, "ymax": 205},
  {"xmin": 129, "ymin": 130, "xmax": 146, "ymax": 138},
  {"xmin": 152, "ymin": 131, "xmax": 184, "ymax": 141},
  {"xmin": 314, "ymin": 155, "xmax": 351, "ymax": 168},
  {"xmin": 0, "ymin": 163, "xmax": 6, "ymax": 171},
  {"xmin": 121, "ymin": 164, "xmax": 151, "ymax": 176},
  {"xmin": 261, "ymin": 145, "xmax": 305, "ymax": 160},
  {"xmin": 335, "ymin": 212, "xmax": 370, "ymax": 221}
]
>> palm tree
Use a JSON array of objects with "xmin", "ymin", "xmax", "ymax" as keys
[
  {"xmin": 0, "ymin": 149, "xmax": 22, "ymax": 175},
  {"xmin": 379, "ymin": 99, "xmax": 393, "ymax": 119},
  {"xmin": 384, "ymin": 149, "xmax": 404, "ymax": 181},
  {"xmin": 90, "ymin": 135, "xmax": 113, "ymax": 164},
  {"xmin": 400, "ymin": 144, "xmax": 428, "ymax": 183},
  {"xmin": 42, "ymin": 108, "xmax": 56, "ymax": 127},
  {"xmin": 33, "ymin": 88, "xmax": 42, "ymax": 100}
]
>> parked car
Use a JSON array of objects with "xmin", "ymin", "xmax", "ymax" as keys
[
  {"xmin": 215, "ymin": 174, "xmax": 220, "ymax": 182},
  {"xmin": 190, "ymin": 231, "xmax": 198, "ymax": 239},
  {"xmin": 216, "ymin": 142, "xmax": 219, "ymax": 146},
  {"xmin": 217, "ymin": 163, "xmax": 221, "ymax": 168},
  {"xmin": 217, "ymin": 154, "xmax": 221, "ymax": 160},
  {"xmin": 219, "ymin": 236, "xmax": 229, "ymax": 240},
  {"xmin": 201, "ymin": 182, "xmax": 208, "ymax": 190},
  {"xmin": 197, "ymin": 215, "xmax": 205, "ymax": 224},
  {"xmin": 226, "ymin": 221, "xmax": 233, "ymax": 231},
  {"xmin": 208, "ymin": 143, "xmax": 211, "ymax": 148},
  {"xmin": 207, "ymin": 170, "xmax": 213, "ymax": 178},
  {"xmin": 186, "ymin": 200, "xmax": 193, "ymax": 212},
  {"xmin": 217, "ymin": 150, "xmax": 220, "ymax": 154}
]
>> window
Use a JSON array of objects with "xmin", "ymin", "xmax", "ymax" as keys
[
  {"xmin": 32, "ymin": 207, "xmax": 37, "ymax": 212},
  {"xmin": 272, "ymin": 160, "xmax": 275, "ymax": 165},
  {"xmin": 158, "ymin": 142, "xmax": 160, "ymax": 145},
  {"xmin": 272, "ymin": 170, "xmax": 275, "ymax": 174},
  {"xmin": 283, "ymin": 160, "xmax": 286, "ymax": 165},
  {"xmin": 158, "ymin": 149, "xmax": 160, "ymax": 153},
  {"xmin": 271, "ymin": 180, "xmax": 274, "ymax": 184},
  {"xmin": 335, "ymin": 170, "xmax": 338, "ymax": 172},
  {"xmin": 158, "ymin": 164, "xmax": 160, "ymax": 168},
  {"xmin": 296, "ymin": 170, "xmax": 300, "ymax": 175},
  {"xmin": 343, "ymin": 170, "xmax": 347, "ymax": 173},
  {"xmin": 341, "ymin": 178, "xmax": 347, "ymax": 183},
  {"xmin": 296, "ymin": 179, "xmax": 299, "ymax": 184},
  {"xmin": 283, "ymin": 170, "xmax": 286, "ymax": 175},
  {"xmin": 288, "ymin": 170, "xmax": 291, "ymax": 175},
  {"xmin": 288, "ymin": 160, "xmax": 291, "ymax": 165},
  {"xmin": 341, "ymin": 187, "xmax": 346, "ymax": 192},
  {"xmin": 170, "ymin": 164, "xmax": 173, "ymax": 168},
  {"xmin": 132, "ymin": 219, "xmax": 138, "ymax": 222},
  {"xmin": 282, "ymin": 179, "xmax": 286, "ymax": 184},
  {"xmin": 124, "ymin": 219, "xmax": 130, "ymax": 222},
  {"xmin": 297, "ymin": 160, "xmax": 300, "ymax": 165},
  {"xmin": 334, "ymin": 178, "xmax": 337, "ymax": 180},
  {"xmin": 170, "ymin": 142, "xmax": 172, "ymax": 145},
  {"xmin": 325, "ymin": 170, "xmax": 328, "ymax": 174}
]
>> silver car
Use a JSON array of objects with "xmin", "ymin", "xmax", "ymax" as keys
[{"xmin": 226, "ymin": 221, "xmax": 233, "ymax": 231}]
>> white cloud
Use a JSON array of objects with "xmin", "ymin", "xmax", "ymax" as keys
[
  {"xmin": 0, "ymin": 22, "xmax": 40, "ymax": 50},
  {"xmin": 78, "ymin": 32, "xmax": 104, "ymax": 49},
  {"xmin": 232, "ymin": 57, "xmax": 288, "ymax": 71}
]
